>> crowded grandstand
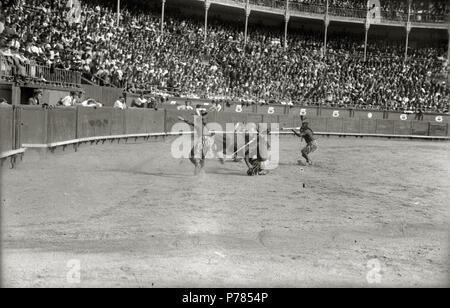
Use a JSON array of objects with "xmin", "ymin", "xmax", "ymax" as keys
[{"xmin": 0, "ymin": 0, "xmax": 449, "ymax": 113}]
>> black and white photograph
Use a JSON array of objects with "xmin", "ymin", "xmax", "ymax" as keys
[{"xmin": 0, "ymin": 0, "xmax": 449, "ymax": 291}]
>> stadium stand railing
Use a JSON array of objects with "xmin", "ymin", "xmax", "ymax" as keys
[
  {"xmin": 288, "ymin": 2, "xmax": 325, "ymax": 15},
  {"xmin": 328, "ymin": 7, "xmax": 366, "ymax": 19},
  {"xmin": 0, "ymin": 56, "xmax": 81, "ymax": 87},
  {"xmin": 250, "ymin": 0, "xmax": 286, "ymax": 10},
  {"xmin": 220, "ymin": 0, "xmax": 449, "ymax": 24},
  {"xmin": 0, "ymin": 56, "xmax": 13, "ymax": 82}
]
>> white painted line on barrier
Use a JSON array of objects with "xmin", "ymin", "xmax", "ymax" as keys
[
  {"xmin": 21, "ymin": 132, "xmax": 194, "ymax": 149},
  {"xmin": 0, "ymin": 148, "xmax": 26, "ymax": 159},
  {"xmin": 21, "ymin": 130, "xmax": 449, "ymax": 150},
  {"xmin": 21, "ymin": 144, "xmax": 48, "ymax": 148},
  {"xmin": 275, "ymin": 131, "xmax": 450, "ymax": 139}
]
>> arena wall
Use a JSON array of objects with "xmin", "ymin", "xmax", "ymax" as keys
[
  {"xmin": 411, "ymin": 121, "xmax": 430, "ymax": 136},
  {"xmin": 47, "ymin": 108, "xmax": 77, "ymax": 143},
  {"xmin": 360, "ymin": 119, "xmax": 378, "ymax": 134},
  {"xmin": 1, "ymin": 94, "xmax": 449, "ymax": 157},
  {"xmin": 0, "ymin": 106, "xmax": 14, "ymax": 153},
  {"xmin": 18, "ymin": 106, "xmax": 48, "ymax": 145},
  {"xmin": 161, "ymin": 100, "xmax": 449, "ymax": 124},
  {"xmin": 77, "ymin": 107, "xmax": 113, "ymax": 138},
  {"xmin": 0, "ymin": 106, "xmax": 449, "ymax": 157}
]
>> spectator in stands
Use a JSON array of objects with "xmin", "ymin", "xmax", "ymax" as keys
[
  {"xmin": 209, "ymin": 101, "xmax": 222, "ymax": 112},
  {"xmin": 80, "ymin": 98, "xmax": 102, "ymax": 108},
  {"xmin": 113, "ymin": 97, "xmax": 127, "ymax": 110},
  {"xmin": 414, "ymin": 107, "xmax": 424, "ymax": 120},
  {"xmin": 25, "ymin": 88, "xmax": 43, "ymax": 105},
  {"xmin": 1, "ymin": 38, "xmax": 28, "ymax": 82},
  {"xmin": 60, "ymin": 91, "xmax": 79, "ymax": 107},
  {"xmin": 0, "ymin": 97, "xmax": 10, "ymax": 106},
  {"xmin": 0, "ymin": 17, "xmax": 4, "ymax": 35},
  {"xmin": 147, "ymin": 97, "xmax": 159, "ymax": 110},
  {"xmin": 131, "ymin": 92, "xmax": 147, "ymax": 108}
]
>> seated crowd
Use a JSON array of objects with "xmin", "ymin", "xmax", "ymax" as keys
[
  {"xmin": 251, "ymin": 0, "xmax": 449, "ymax": 22},
  {"xmin": 0, "ymin": 0, "xmax": 449, "ymax": 113}
]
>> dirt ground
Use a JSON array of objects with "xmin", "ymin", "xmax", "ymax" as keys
[{"xmin": 1, "ymin": 136, "xmax": 449, "ymax": 287}]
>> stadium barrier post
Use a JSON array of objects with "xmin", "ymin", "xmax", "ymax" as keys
[
  {"xmin": 363, "ymin": 1, "xmax": 371, "ymax": 62},
  {"xmin": 364, "ymin": 26, "xmax": 369, "ymax": 62},
  {"xmin": 204, "ymin": 0, "xmax": 210, "ymax": 43},
  {"xmin": 123, "ymin": 108, "xmax": 128, "ymax": 135},
  {"xmin": 11, "ymin": 85, "xmax": 20, "ymax": 106},
  {"xmin": 164, "ymin": 108, "xmax": 168, "ymax": 134},
  {"xmin": 447, "ymin": 23, "xmax": 450, "ymax": 83},
  {"xmin": 74, "ymin": 106, "xmax": 79, "ymax": 152},
  {"xmin": 284, "ymin": 0, "xmax": 290, "ymax": 50},
  {"xmin": 404, "ymin": 0, "xmax": 412, "ymax": 62},
  {"xmin": 10, "ymin": 105, "xmax": 16, "ymax": 151},
  {"xmin": 161, "ymin": 0, "xmax": 166, "ymax": 38},
  {"xmin": 244, "ymin": 0, "xmax": 250, "ymax": 47},
  {"xmin": 323, "ymin": 0, "xmax": 329, "ymax": 57},
  {"xmin": 44, "ymin": 107, "xmax": 49, "ymax": 146},
  {"xmin": 117, "ymin": 0, "xmax": 120, "ymax": 27},
  {"xmin": 15, "ymin": 107, "xmax": 22, "ymax": 150}
]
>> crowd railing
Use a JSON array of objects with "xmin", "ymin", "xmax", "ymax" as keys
[
  {"xmin": 224, "ymin": 0, "xmax": 449, "ymax": 24},
  {"xmin": 249, "ymin": 0, "xmax": 286, "ymax": 10},
  {"xmin": 0, "ymin": 56, "xmax": 13, "ymax": 80},
  {"xmin": 288, "ymin": 2, "xmax": 325, "ymax": 15},
  {"xmin": 0, "ymin": 56, "xmax": 81, "ymax": 87}
]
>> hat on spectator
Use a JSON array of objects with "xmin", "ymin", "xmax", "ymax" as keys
[{"xmin": 33, "ymin": 89, "xmax": 43, "ymax": 95}]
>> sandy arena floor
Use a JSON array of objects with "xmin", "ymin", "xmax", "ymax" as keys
[{"xmin": 1, "ymin": 136, "xmax": 449, "ymax": 287}]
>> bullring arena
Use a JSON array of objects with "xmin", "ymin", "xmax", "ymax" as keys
[{"xmin": 1, "ymin": 0, "xmax": 450, "ymax": 289}]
